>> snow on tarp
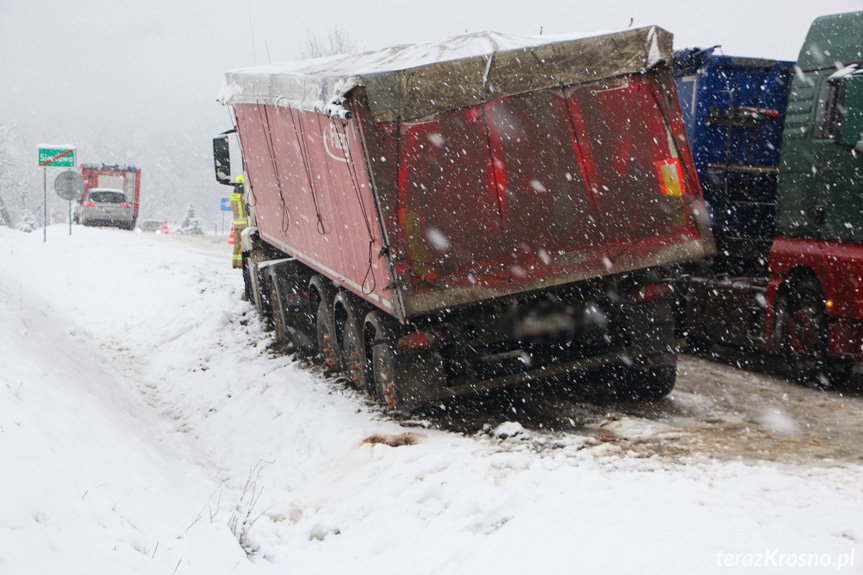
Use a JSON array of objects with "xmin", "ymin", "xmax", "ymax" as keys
[{"xmin": 220, "ymin": 26, "xmax": 673, "ymax": 122}]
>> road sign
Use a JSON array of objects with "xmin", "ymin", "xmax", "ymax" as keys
[
  {"xmin": 38, "ymin": 146, "xmax": 76, "ymax": 168},
  {"xmin": 221, "ymin": 197, "xmax": 232, "ymax": 211},
  {"xmin": 54, "ymin": 170, "xmax": 85, "ymax": 201}
]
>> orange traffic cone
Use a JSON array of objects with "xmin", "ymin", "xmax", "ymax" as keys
[
  {"xmin": 162, "ymin": 220, "xmax": 169, "ymax": 234},
  {"xmin": 228, "ymin": 226, "xmax": 234, "ymax": 245}
]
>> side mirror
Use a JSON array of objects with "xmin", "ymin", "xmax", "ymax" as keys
[
  {"xmin": 213, "ymin": 136, "xmax": 231, "ymax": 185},
  {"xmin": 839, "ymin": 74, "xmax": 863, "ymax": 149}
]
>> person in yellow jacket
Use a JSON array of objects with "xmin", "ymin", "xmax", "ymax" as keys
[{"xmin": 230, "ymin": 175, "xmax": 247, "ymax": 268}]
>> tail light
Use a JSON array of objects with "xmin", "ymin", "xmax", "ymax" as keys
[
  {"xmin": 397, "ymin": 329, "xmax": 444, "ymax": 352},
  {"xmin": 84, "ymin": 201, "xmax": 95, "ymax": 207},
  {"xmin": 630, "ymin": 282, "xmax": 673, "ymax": 304},
  {"xmin": 120, "ymin": 203, "xmax": 128, "ymax": 208}
]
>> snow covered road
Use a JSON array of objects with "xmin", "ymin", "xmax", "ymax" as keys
[{"xmin": 2, "ymin": 225, "xmax": 862, "ymax": 574}]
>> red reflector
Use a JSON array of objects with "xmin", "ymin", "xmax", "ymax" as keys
[
  {"xmin": 737, "ymin": 106, "xmax": 781, "ymax": 121},
  {"xmin": 630, "ymin": 282, "xmax": 673, "ymax": 304},
  {"xmin": 120, "ymin": 203, "xmax": 128, "ymax": 208},
  {"xmin": 84, "ymin": 201, "xmax": 95, "ymax": 207},
  {"xmin": 397, "ymin": 329, "xmax": 444, "ymax": 352}
]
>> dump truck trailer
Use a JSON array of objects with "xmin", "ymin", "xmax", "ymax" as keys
[
  {"xmin": 676, "ymin": 12, "xmax": 863, "ymax": 385},
  {"xmin": 673, "ymin": 48, "xmax": 795, "ymax": 275},
  {"xmin": 216, "ymin": 27, "xmax": 714, "ymax": 411}
]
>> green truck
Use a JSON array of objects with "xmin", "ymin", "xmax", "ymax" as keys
[{"xmin": 683, "ymin": 11, "xmax": 863, "ymax": 385}]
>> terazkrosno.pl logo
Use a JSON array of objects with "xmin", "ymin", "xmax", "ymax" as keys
[{"xmin": 716, "ymin": 549, "xmax": 855, "ymax": 570}]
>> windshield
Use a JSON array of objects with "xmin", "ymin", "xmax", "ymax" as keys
[{"xmin": 89, "ymin": 191, "xmax": 126, "ymax": 204}]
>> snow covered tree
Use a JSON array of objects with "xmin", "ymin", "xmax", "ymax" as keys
[{"xmin": 177, "ymin": 203, "xmax": 203, "ymax": 235}]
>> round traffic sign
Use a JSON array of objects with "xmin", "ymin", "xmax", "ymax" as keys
[{"xmin": 54, "ymin": 170, "xmax": 85, "ymax": 201}]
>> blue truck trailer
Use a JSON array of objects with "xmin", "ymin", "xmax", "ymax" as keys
[{"xmin": 673, "ymin": 47, "xmax": 795, "ymax": 275}]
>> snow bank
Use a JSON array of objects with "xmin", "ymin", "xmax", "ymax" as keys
[
  {"xmin": 2, "ymin": 225, "xmax": 861, "ymax": 574},
  {"xmin": 0, "ymin": 238, "xmax": 254, "ymax": 574}
]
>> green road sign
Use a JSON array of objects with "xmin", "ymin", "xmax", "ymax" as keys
[{"xmin": 38, "ymin": 146, "xmax": 76, "ymax": 168}]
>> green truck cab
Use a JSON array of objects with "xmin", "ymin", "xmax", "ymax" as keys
[
  {"xmin": 775, "ymin": 11, "xmax": 863, "ymax": 241},
  {"xmin": 766, "ymin": 11, "xmax": 863, "ymax": 383}
]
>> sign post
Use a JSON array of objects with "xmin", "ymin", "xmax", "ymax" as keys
[
  {"xmin": 54, "ymin": 170, "xmax": 85, "ymax": 236},
  {"xmin": 220, "ymin": 196, "xmax": 232, "ymax": 235},
  {"xmin": 37, "ymin": 145, "xmax": 77, "ymax": 242}
]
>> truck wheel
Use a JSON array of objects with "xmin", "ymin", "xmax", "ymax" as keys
[
  {"xmin": 780, "ymin": 280, "xmax": 830, "ymax": 386},
  {"xmin": 343, "ymin": 324, "xmax": 370, "ymax": 393},
  {"xmin": 373, "ymin": 342, "xmax": 406, "ymax": 413},
  {"xmin": 316, "ymin": 298, "xmax": 342, "ymax": 372},
  {"xmin": 344, "ymin": 326, "xmax": 369, "ymax": 391},
  {"xmin": 616, "ymin": 363, "xmax": 677, "ymax": 401},
  {"xmin": 268, "ymin": 276, "xmax": 289, "ymax": 348},
  {"xmin": 309, "ymin": 276, "xmax": 340, "ymax": 371},
  {"xmin": 337, "ymin": 294, "xmax": 374, "ymax": 394},
  {"xmin": 241, "ymin": 255, "xmax": 253, "ymax": 302}
]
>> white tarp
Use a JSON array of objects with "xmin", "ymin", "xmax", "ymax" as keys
[{"xmin": 220, "ymin": 26, "xmax": 673, "ymax": 122}]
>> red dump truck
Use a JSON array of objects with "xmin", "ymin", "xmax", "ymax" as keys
[{"xmin": 215, "ymin": 27, "xmax": 715, "ymax": 411}]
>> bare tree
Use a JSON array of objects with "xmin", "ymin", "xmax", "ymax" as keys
[{"xmin": 300, "ymin": 26, "xmax": 359, "ymax": 59}]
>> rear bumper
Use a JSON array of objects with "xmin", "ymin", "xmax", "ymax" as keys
[
  {"xmin": 396, "ymin": 339, "xmax": 683, "ymax": 409},
  {"xmin": 390, "ymin": 294, "xmax": 681, "ymax": 408},
  {"xmin": 81, "ymin": 207, "xmax": 133, "ymax": 226},
  {"xmin": 82, "ymin": 219, "xmax": 133, "ymax": 227}
]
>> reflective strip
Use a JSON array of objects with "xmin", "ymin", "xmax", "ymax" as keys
[
  {"xmin": 232, "ymin": 254, "xmax": 242, "ymax": 261},
  {"xmin": 230, "ymin": 193, "xmax": 245, "ymax": 218},
  {"xmin": 233, "ymin": 220, "xmax": 247, "ymax": 226}
]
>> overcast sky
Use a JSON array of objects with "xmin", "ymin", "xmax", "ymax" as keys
[{"xmin": 1, "ymin": 0, "xmax": 860, "ymax": 224}]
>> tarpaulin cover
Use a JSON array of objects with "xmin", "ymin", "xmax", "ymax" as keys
[{"xmin": 220, "ymin": 26, "xmax": 672, "ymax": 122}]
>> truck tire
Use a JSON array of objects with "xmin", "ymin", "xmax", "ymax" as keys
[
  {"xmin": 343, "ymin": 322, "xmax": 371, "ymax": 393},
  {"xmin": 336, "ymin": 293, "xmax": 374, "ymax": 394},
  {"xmin": 268, "ymin": 276, "xmax": 290, "ymax": 348},
  {"xmin": 310, "ymin": 276, "xmax": 340, "ymax": 372},
  {"xmin": 241, "ymin": 254, "xmax": 253, "ymax": 302},
  {"xmin": 316, "ymin": 298, "xmax": 341, "ymax": 372},
  {"xmin": 777, "ymin": 279, "xmax": 835, "ymax": 387},
  {"xmin": 373, "ymin": 341, "xmax": 406, "ymax": 413},
  {"xmin": 366, "ymin": 310, "xmax": 409, "ymax": 413},
  {"xmin": 615, "ymin": 361, "xmax": 677, "ymax": 401}
]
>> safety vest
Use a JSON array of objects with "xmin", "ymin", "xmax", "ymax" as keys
[{"xmin": 230, "ymin": 192, "xmax": 247, "ymax": 227}]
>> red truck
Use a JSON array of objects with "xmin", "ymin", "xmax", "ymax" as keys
[
  {"xmin": 74, "ymin": 164, "xmax": 142, "ymax": 230},
  {"xmin": 215, "ymin": 27, "xmax": 715, "ymax": 411}
]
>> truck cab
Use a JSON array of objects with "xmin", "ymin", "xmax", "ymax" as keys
[{"xmin": 768, "ymin": 11, "xmax": 863, "ymax": 378}]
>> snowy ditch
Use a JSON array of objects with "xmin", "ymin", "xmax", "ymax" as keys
[{"xmin": 2, "ymin": 226, "xmax": 862, "ymax": 574}]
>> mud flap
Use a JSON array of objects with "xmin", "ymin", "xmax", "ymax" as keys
[{"xmin": 387, "ymin": 347, "xmax": 449, "ymax": 411}]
